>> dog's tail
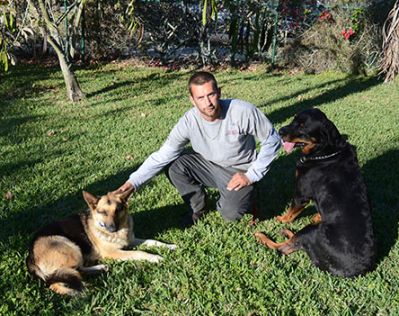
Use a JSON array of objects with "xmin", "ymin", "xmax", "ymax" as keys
[{"xmin": 26, "ymin": 253, "xmax": 83, "ymax": 296}]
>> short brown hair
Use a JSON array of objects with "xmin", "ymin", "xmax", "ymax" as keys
[{"xmin": 188, "ymin": 71, "xmax": 218, "ymax": 95}]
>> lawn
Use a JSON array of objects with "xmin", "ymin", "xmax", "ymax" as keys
[{"xmin": 1, "ymin": 62, "xmax": 398, "ymax": 315}]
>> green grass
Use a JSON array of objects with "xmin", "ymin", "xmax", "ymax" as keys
[{"xmin": 1, "ymin": 63, "xmax": 399, "ymax": 315}]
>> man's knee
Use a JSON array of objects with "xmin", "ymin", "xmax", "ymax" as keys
[
  {"xmin": 220, "ymin": 209, "xmax": 246, "ymax": 222},
  {"xmin": 218, "ymin": 200, "xmax": 249, "ymax": 222},
  {"xmin": 217, "ymin": 188, "xmax": 254, "ymax": 222},
  {"xmin": 167, "ymin": 155, "xmax": 190, "ymax": 182}
]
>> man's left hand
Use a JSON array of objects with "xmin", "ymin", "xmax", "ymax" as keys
[{"xmin": 227, "ymin": 172, "xmax": 251, "ymax": 191}]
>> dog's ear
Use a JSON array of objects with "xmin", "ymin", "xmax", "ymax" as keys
[
  {"xmin": 116, "ymin": 187, "xmax": 134, "ymax": 203},
  {"xmin": 83, "ymin": 191, "xmax": 99, "ymax": 210},
  {"xmin": 320, "ymin": 118, "xmax": 341, "ymax": 147}
]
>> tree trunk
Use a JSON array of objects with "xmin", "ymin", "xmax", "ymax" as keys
[
  {"xmin": 47, "ymin": 36, "xmax": 85, "ymax": 102},
  {"xmin": 32, "ymin": 0, "xmax": 85, "ymax": 102},
  {"xmin": 58, "ymin": 53, "xmax": 85, "ymax": 102}
]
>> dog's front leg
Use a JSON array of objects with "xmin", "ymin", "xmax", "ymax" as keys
[
  {"xmin": 79, "ymin": 264, "xmax": 109, "ymax": 274},
  {"xmin": 132, "ymin": 238, "xmax": 177, "ymax": 251},
  {"xmin": 276, "ymin": 198, "xmax": 309, "ymax": 223},
  {"xmin": 254, "ymin": 231, "xmax": 297, "ymax": 255},
  {"xmin": 103, "ymin": 249, "xmax": 163, "ymax": 263}
]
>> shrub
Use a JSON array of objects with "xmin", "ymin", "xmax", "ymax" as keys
[{"xmin": 281, "ymin": 3, "xmax": 381, "ymax": 74}]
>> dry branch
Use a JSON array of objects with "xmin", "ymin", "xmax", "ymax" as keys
[{"xmin": 381, "ymin": 0, "xmax": 399, "ymax": 82}]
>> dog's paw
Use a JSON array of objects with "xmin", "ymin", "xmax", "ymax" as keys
[
  {"xmin": 254, "ymin": 231, "xmax": 268, "ymax": 245},
  {"xmin": 148, "ymin": 254, "xmax": 163, "ymax": 263},
  {"xmin": 97, "ymin": 264, "xmax": 109, "ymax": 272},
  {"xmin": 311, "ymin": 213, "xmax": 321, "ymax": 224},
  {"xmin": 279, "ymin": 229, "xmax": 294, "ymax": 239},
  {"xmin": 275, "ymin": 215, "xmax": 284, "ymax": 222},
  {"xmin": 276, "ymin": 214, "xmax": 290, "ymax": 223},
  {"xmin": 166, "ymin": 244, "xmax": 177, "ymax": 251}
]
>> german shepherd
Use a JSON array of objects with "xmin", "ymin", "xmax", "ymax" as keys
[{"xmin": 26, "ymin": 189, "xmax": 176, "ymax": 296}]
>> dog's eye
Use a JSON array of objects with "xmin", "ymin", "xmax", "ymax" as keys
[{"xmin": 97, "ymin": 209, "xmax": 108, "ymax": 216}]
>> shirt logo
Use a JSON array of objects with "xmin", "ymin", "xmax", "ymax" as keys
[{"xmin": 226, "ymin": 129, "xmax": 239, "ymax": 136}]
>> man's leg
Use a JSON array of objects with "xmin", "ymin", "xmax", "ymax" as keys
[
  {"xmin": 215, "ymin": 176, "xmax": 255, "ymax": 222},
  {"xmin": 167, "ymin": 153, "xmax": 217, "ymax": 225},
  {"xmin": 167, "ymin": 153, "xmax": 255, "ymax": 224}
]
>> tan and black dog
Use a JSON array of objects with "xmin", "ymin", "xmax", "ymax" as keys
[{"xmin": 26, "ymin": 189, "xmax": 176, "ymax": 296}]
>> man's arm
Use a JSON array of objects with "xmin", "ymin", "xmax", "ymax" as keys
[
  {"xmin": 127, "ymin": 143, "xmax": 185, "ymax": 189},
  {"xmin": 245, "ymin": 127, "xmax": 281, "ymax": 183},
  {"xmin": 227, "ymin": 105, "xmax": 281, "ymax": 191},
  {"xmin": 226, "ymin": 128, "xmax": 280, "ymax": 191}
]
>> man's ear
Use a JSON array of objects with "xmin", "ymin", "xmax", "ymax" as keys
[
  {"xmin": 117, "ymin": 187, "xmax": 134, "ymax": 203},
  {"xmin": 189, "ymin": 94, "xmax": 196, "ymax": 107},
  {"xmin": 217, "ymin": 87, "xmax": 221, "ymax": 98},
  {"xmin": 83, "ymin": 191, "xmax": 99, "ymax": 210}
]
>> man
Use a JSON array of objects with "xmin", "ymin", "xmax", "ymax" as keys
[{"xmin": 115, "ymin": 71, "xmax": 281, "ymax": 227}]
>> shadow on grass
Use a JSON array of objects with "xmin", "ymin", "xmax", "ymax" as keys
[
  {"xmin": 88, "ymin": 93, "xmax": 188, "ymax": 119},
  {"xmin": 266, "ymin": 76, "xmax": 382, "ymax": 125},
  {"xmin": 0, "ymin": 64, "xmax": 62, "ymax": 102},
  {"xmin": 0, "ymin": 165, "xmax": 185, "ymax": 250},
  {"xmin": 85, "ymin": 71, "xmax": 187, "ymax": 99},
  {"xmin": 253, "ymin": 152, "xmax": 299, "ymax": 220},
  {"xmin": 0, "ymin": 158, "xmax": 45, "ymax": 178},
  {"xmin": 259, "ymin": 77, "xmax": 346, "ymax": 109},
  {"xmin": 0, "ymin": 115, "xmax": 47, "ymax": 139},
  {"xmin": 362, "ymin": 149, "xmax": 399, "ymax": 263}
]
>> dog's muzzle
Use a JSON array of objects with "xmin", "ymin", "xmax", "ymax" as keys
[{"xmin": 97, "ymin": 221, "xmax": 117, "ymax": 233}]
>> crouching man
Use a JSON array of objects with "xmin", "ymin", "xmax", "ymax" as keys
[{"xmin": 114, "ymin": 71, "xmax": 281, "ymax": 227}]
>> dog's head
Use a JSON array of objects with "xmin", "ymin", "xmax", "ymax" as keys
[
  {"xmin": 83, "ymin": 189, "xmax": 133, "ymax": 233},
  {"xmin": 279, "ymin": 108, "xmax": 345, "ymax": 155}
]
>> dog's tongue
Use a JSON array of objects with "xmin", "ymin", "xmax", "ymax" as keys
[{"xmin": 282, "ymin": 141, "xmax": 295, "ymax": 154}]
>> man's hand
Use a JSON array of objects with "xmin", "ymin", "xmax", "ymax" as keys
[
  {"xmin": 113, "ymin": 181, "xmax": 134, "ymax": 195},
  {"xmin": 227, "ymin": 172, "xmax": 251, "ymax": 191}
]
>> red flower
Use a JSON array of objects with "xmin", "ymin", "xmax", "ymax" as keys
[
  {"xmin": 319, "ymin": 10, "xmax": 334, "ymax": 22},
  {"xmin": 341, "ymin": 27, "xmax": 355, "ymax": 40}
]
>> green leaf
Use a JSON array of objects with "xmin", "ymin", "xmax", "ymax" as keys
[
  {"xmin": 1, "ymin": 51, "xmax": 9, "ymax": 72},
  {"xmin": 9, "ymin": 53, "xmax": 16, "ymax": 66},
  {"xmin": 3, "ymin": 12, "xmax": 9, "ymax": 28},
  {"xmin": 10, "ymin": 12, "xmax": 15, "ymax": 30},
  {"xmin": 211, "ymin": 0, "xmax": 218, "ymax": 21},
  {"xmin": 202, "ymin": 0, "xmax": 208, "ymax": 26}
]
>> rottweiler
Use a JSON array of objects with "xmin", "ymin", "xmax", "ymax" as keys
[{"xmin": 255, "ymin": 108, "xmax": 376, "ymax": 277}]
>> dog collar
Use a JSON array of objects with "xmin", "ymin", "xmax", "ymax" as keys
[{"xmin": 299, "ymin": 150, "xmax": 341, "ymax": 164}]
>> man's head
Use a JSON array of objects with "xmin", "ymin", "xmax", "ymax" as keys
[{"xmin": 188, "ymin": 71, "xmax": 221, "ymax": 122}]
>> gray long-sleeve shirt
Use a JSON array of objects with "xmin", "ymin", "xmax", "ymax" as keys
[{"xmin": 128, "ymin": 99, "xmax": 281, "ymax": 189}]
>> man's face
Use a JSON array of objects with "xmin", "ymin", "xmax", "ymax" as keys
[{"xmin": 189, "ymin": 81, "xmax": 221, "ymax": 121}]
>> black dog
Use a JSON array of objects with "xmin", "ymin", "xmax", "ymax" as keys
[{"xmin": 255, "ymin": 108, "xmax": 376, "ymax": 277}]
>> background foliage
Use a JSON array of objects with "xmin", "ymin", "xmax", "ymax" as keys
[{"xmin": 2, "ymin": 0, "xmax": 396, "ymax": 74}]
